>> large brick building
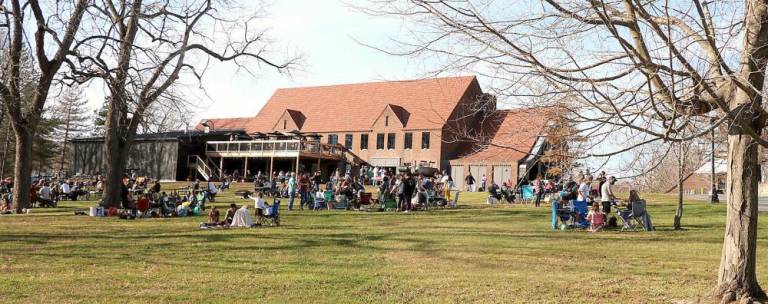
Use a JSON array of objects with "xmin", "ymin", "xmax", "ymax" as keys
[
  {"xmin": 197, "ymin": 76, "xmax": 551, "ymax": 184},
  {"xmin": 70, "ymin": 76, "xmax": 550, "ymax": 184}
]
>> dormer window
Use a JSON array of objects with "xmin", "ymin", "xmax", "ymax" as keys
[
  {"xmin": 283, "ymin": 120, "xmax": 287, "ymax": 129},
  {"xmin": 385, "ymin": 116, "xmax": 389, "ymax": 126}
]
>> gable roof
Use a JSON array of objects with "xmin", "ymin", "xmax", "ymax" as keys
[
  {"xmin": 450, "ymin": 108, "xmax": 550, "ymax": 164},
  {"xmin": 375, "ymin": 104, "xmax": 410, "ymax": 128},
  {"xmin": 195, "ymin": 117, "xmax": 252, "ymax": 132},
  {"xmin": 199, "ymin": 76, "xmax": 479, "ymax": 133},
  {"xmin": 274, "ymin": 109, "xmax": 306, "ymax": 130}
]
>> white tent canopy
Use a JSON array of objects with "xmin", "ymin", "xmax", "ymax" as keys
[{"xmin": 695, "ymin": 159, "xmax": 727, "ymax": 174}]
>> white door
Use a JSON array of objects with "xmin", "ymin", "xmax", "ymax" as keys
[
  {"xmin": 451, "ymin": 165, "xmax": 464, "ymax": 190},
  {"xmin": 493, "ymin": 165, "xmax": 512, "ymax": 186},
  {"xmin": 470, "ymin": 165, "xmax": 486, "ymax": 182}
]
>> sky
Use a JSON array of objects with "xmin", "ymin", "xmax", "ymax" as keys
[
  {"xmin": 84, "ymin": 0, "xmax": 436, "ymax": 123},
  {"xmin": 76, "ymin": 0, "xmax": 632, "ymax": 176}
]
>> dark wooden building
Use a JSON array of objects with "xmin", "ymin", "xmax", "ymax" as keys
[{"xmin": 70, "ymin": 130, "xmax": 243, "ymax": 181}]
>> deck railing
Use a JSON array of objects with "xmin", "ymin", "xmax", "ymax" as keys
[{"xmin": 205, "ymin": 139, "xmax": 344, "ymax": 158}]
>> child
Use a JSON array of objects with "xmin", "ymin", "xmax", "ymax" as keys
[{"xmin": 586, "ymin": 203, "xmax": 606, "ymax": 232}]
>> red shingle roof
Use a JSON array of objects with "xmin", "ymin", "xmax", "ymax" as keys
[
  {"xmin": 450, "ymin": 108, "xmax": 549, "ymax": 164},
  {"xmin": 196, "ymin": 117, "xmax": 253, "ymax": 131},
  {"xmin": 198, "ymin": 76, "xmax": 478, "ymax": 133}
]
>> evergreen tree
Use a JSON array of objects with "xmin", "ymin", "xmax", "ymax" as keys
[{"xmin": 52, "ymin": 86, "xmax": 91, "ymax": 173}]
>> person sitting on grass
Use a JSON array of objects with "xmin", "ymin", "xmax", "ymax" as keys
[
  {"xmin": 586, "ymin": 202, "xmax": 606, "ymax": 232},
  {"xmin": 202, "ymin": 206, "xmax": 221, "ymax": 226},
  {"xmin": 224, "ymin": 203, "xmax": 237, "ymax": 225},
  {"xmin": 0, "ymin": 196, "xmax": 12, "ymax": 214},
  {"xmin": 37, "ymin": 183, "xmax": 54, "ymax": 208},
  {"xmin": 229, "ymin": 205, "xmax": 256, "ymax": 228},
  {"xmin": 136, "ymin": 194, "xmax": 150, "ymax": 215}
]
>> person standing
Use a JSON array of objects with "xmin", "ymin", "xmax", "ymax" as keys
[
  {"xmin": 480, "ymin": 174, "xmax": 487, "ymax": 192},
  {"xmin": 287, "ymin": 173, "xmax": 297, "ymax": 210},
  {"xmin": 312, "ymin": 171, "xmax": 323, "ymax": 192},
  {"xmin": 394, "ymin": 174, "xmax": 405, "ymax": 211},
  {"xmin": 465, "ymin": 172, "xmax": 475, "ymax": 192},
  {"xmin": 577, "ymin": 176, "xmax": 592, "ymax": 204},
  {"xmin": 439, "ymin": 170, "xmax": 452, "ymax": 201},
  {"xmin": 402, "ymin": 173, "xmax": 416, "ymax": 212},
  {"xmin": 207, "ymin": 179, "xmax": 218, "ymax": 202},
  {"xmin": 299, "ymin": 173, "xmax": 310, "ymax": 210},
  {"xmin": 532, "ymin": 175, "xmax": 544, "ymax": 208},
  {"xmin": 600, "ymin": 176, "xmax": 616, "ymax": 214}
]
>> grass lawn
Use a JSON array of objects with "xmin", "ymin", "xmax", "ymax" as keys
[{"xmin": 0, "ymin": 182, "xmax": 766, "ymax": 303}]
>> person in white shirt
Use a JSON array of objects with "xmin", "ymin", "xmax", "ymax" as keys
[
  {"xmin": 600, "ymin": 176, "xmax": 616, "ymax": 213},
  {"xmin": 577, "ymin": 177, "xmax": 592, "ymax": 203},
  {"xmin": 249, "ymin": 191, "xmax": 270, "ymax": 225},
  {"xmin": 60, "ymin": 181, "xmax": 71, "ymax": 194}
]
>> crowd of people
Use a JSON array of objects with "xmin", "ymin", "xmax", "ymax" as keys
[
  {"xmin": 542, "ymin": 170, "xmax": 650, "ymax": 231},
  {"xmin": 237, "ymin": 166, "xmax": 456, "ymax": 213},
  {"xmin": 0, "ymin": 175, "xmax": 102, "ymax": 214}
]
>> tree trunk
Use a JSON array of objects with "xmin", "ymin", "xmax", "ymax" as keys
[
  {"xmin": 12, "ymin": 128, "xmax": 32, "ymax": 213},
  {"xmin": 715, "ymin": 131, "xmax": 765, "ymax": 302},
  {"xmin": 0, "ymin": 120, "xmax": 10, "ymax": 179},
  {"xmin": 99, "ymin": 127, "xmax": 130, "ymax": 208},
  {"xmin": 674, "ymin": 143, "xmax": 684, "ymax": 230}
]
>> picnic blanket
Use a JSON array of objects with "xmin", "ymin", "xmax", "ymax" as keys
[{"xmin": 229, "ymin": 207, "xmax": 254, "ymax": 227}]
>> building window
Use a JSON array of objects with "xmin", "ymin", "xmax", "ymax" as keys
[
  {"xmin": 385, "ymin": 116, "xmax": 389, "ymax": 126},
  {"xmin": 376, "ymin": 133, "xmax": 385, "ymax": 150},
  {"xmin": 360, "ymin": 134, "xmax": 369, "ymax": 150},
  {"xmin": 344, "ymin": 134, "xmax": 353, "ymax": 149},
  {"xmin": 387, "ymin": 133, "xmax": 396, "ymax": 150},
  {"xmin": 328, "ymin": 134, "xmax": 338, "ymax": 145},
  {"xmin": 283, "ymin": 119, "xmax": 287, "ymax": 129},
  {"xmin": 421, "ymin": 132, "xmax": 430, "ymax": 149},
  {"xmin": 404, "ymin": 132, "xmax": 413, "ymax": 149}
]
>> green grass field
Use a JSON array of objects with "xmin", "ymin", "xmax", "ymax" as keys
[{"xmin": 0, "ymin": 182, "xmax": 766, "ymax": 303}]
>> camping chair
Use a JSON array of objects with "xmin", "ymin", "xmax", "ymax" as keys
[
  {"xmin": 620, "ymin": 200, "xmax": 647, "ymax": 231},
  {"xmin": 449, "ymin": 191, "xmax": 460, "ymax": 208},
  {"xmin": 571, "ymin": 200, "xmax": 590, "ymax": 229},
  {"xmin": 323, "ymin": 190, "xmax": 334, "ymax": 204},
  {"xmin": 520, "ymin": 185, "xmax": 534, "ymax": 204},
  {"xmin": 263, "ymin": 199, "xmax": 281, "ymax": 226},
  {"xmin": 551, "ymin": 200, "xmax": 572, "ymax": 230},
  {"xmin": 313, "ymin": 193, "xmax": 327, "ymax": 210},
  {"xmin": 334, "ymin": 194, "xmax": 349, "ymax": 210},
  {"xmin": 358, "ymin": 192, "xmax": 372, "ymax": 211}
]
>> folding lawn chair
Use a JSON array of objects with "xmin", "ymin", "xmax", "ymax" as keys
[
  {"xmin": 358, "ymin": 192, "xmax": 372, "ymax": 211},
  {"xmin": 571, "ymin": 200, "xmax": 590, "ymax": 229},
  {"xmin": 313, "ymin": 193, "xmax": 327, "ymax": 210},
  {"xmin": 520, "ymin": 185, "xmax": 534, "ymax": 204},
  {"xmin": 551, "ymin": 200, "xmax": 572, "ymax": 230},
  {"xmin": 263, "ymin": 199, "xmax": 281, "ymax": 226},
  {"xmin": 620, "ymin": 200, "xmax": 647, "ymax": 231},
  {"xmin": 449, "ymin": 191, "xmax": 460, "ymax": 208}
]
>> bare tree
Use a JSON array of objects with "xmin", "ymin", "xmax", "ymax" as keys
[
  {"xmin": 63, "ymin": 0, "xmax": 297, "ymax": 208},
  {"xmin": 0, "ymin": 1, "xmax": 88, "ymax": 213},
  {"xmin": 363, "ymin": 0, "xmax": 768, "ymax": 301}
]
